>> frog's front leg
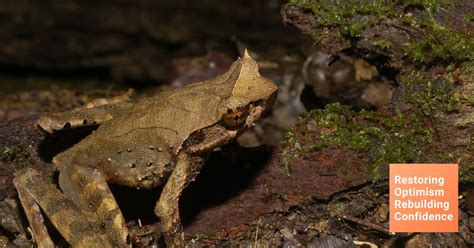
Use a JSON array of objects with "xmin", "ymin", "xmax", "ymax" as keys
[
  {"xmin": 155, "ymin": 151, "xmax": 204, "ymax": 247},
  {"xmin": 14, "ymin": 167, "xmax": 129, "ymax": 248}
]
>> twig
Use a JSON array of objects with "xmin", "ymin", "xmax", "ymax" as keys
[
  {"xmin": 354, "ymin": 240, "xmax": 378, "ymax": 248},
  {"xmin": 342, "ymin": 215, "xmax": 394, "ymax": 236},
  {"xmin": 254, "ymin": 219, "xmax": 261, "ymax": 248}
]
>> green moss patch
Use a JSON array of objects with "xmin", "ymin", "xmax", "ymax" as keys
[
  {"xmin": 288, "ymin": 0, "xmax": 397, "ymax": 37},
  {"xmin": 289, "ymin": 0, "xmax": 472, "ymax": 63},
  {"xmin": 401, "ymin": 68, "xmax": 462, "ymax": 116},
  {"xmin": 282, "ymin": 103, "xmax": 434, "ymax": 181},
  {"xmin": 403, "ymin": 23, "xmax": 474, "ymax": 63},
  {"xmin": 3, "ymin": 145, "xmax": 31, "ymax": 169}
]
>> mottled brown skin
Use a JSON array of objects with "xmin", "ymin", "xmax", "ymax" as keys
[{"xmin": 14, "ymin": 51, "xmax": 278, "ymax": 248}]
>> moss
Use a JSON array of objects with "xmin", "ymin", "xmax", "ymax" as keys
[
  {"xmin": 193, "ymin": 234, "xmax": 208, "ymax": 242},
  {"xmin": 3, "ymin": 146, "xmax": 31, "ymax": 169},
  {"xmin": 289, "ymin": 0, "xmax": 397, "ymax": 38},
  {"xmin": 281, "ymin": 132, "xmax": 303, "ymax": 178},
  {"xmin": 282, "ymin": 103, "xmax": 434, "ymax": 181},
  {"xmin": 3, "ymin": 146, "xmax": 22, "ymax": 157},
  {"xmin": 403, "ymin": 25, "xmax": 474, "ymax": 63},
  {"xmin": 399, "ymin": 1, "xmax": 471, "ymax": 63},
  {"xmin": 402, "ymin": 0, "xmax": 454, "ymax": 12},
  {"xmin": 373, "ymin": 39, "xmax": 392, "ymax": 50},
  {"xmin": 287, "ymin": 0, "xmax": 452, "ymax": 38},
  {"xmin": 289, "ymin": 0, "xmax": 471, "ymax": 63},
  {"xmin": 459, "ymin": 61, "xmax": 474, "ymax": 84},
  {"xmin": 278, "ymin": 193, "xmax": 288, "ymax": 203},
  {"xmin": 401, "ymin": 69, "xmax": 462, "ymax": 116},
  {"xmin": 398, "ymin": 0, "xmax": 471, "ymax": 64},
  {"xmin": 467, "ymin": 14, "xmax": 474, "ymax": 22},
  {"xmin": 281, "ymin": 65, "xmax": 471, "ymax": 182},
  {"xmin": 343, "ymin": 23, "xmax": 366, "ymax": 37},
  {"xmin": 286, "ymin": 0, "xmax": 473, "ymax": 183}
]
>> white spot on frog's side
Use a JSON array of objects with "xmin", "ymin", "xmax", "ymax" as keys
[
  {"xmin": 127, "ymin": 148, "xmax": 132, "ymax": 152},
  {"xmin": 107, "ymin": 158, "xmax": 112, "ymax": 162},
  {"xmin": 149, "ymin": 145, "xmax": 155, "ymax": 150}
]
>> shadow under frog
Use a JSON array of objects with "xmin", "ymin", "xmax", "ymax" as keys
[
  {"xmin": 14, "ymin": 51, "xmax": 278, "ymax": 248},
  {"xmin": 112, "ymin": 145, "xmax": 273, "ymax": 240}
]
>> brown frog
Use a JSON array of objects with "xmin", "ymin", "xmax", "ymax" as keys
[{"xmin": 14, "ymin": 51, "xmax": 278, "ymax": 248}]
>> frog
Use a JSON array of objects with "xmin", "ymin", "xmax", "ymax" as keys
[{"xmin": 13, "ymin": 50, "xmax": 278, "ymax": 248}]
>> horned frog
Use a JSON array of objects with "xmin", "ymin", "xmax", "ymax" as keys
[{"xmin": 14, "ymin": 51, "xmax": 277, "ymax": 248}]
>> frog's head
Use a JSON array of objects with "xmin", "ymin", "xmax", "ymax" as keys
[{"xmin": 220, "ymin": 50, "xmax": 278, "ymax": 131}]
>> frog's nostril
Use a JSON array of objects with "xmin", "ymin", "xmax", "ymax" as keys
[
  {"xmin": 63, "ymin": 122, "xmax": 71, "ymax": 128},
  {"xmin": 82, "ymin": 119, "xmax": 88, "ymax": 125}
]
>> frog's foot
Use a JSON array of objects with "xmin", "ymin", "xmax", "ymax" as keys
[
  {"xmin": 15, "ymin": 176, "xmax": 55, "ymax": 248},
  {"xmin": 155, "ymin": 152, "xmax": 204, "ymax": 248},
  {"xmin": 59, "ymin": 165, "xmax": 129, "ymax": 246},
  {"xmin": 14, "ymin": 167, "xmax": 129, "ymax": 248}
]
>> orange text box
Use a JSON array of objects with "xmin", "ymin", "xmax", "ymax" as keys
[{"xmin": 390, "ymin": 164, "xmax": 458, "ymax": 233}]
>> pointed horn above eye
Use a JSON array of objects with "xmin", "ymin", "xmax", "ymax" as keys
[{"xmin": 243, "ymin": 49, "xmax": 252, "ymax": 59}]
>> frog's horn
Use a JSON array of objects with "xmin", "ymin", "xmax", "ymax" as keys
[
  {"xmin": 243, "ymin": 49, "xmax": 252, "ymax": 59},
  {"xmin": 232, "ymin": 50, "xmax": 278, "ymax": 101}
]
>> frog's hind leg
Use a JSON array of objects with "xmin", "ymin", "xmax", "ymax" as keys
[
  {"xmin": 14, "ymin": 167, "xmax": 112, "ymax": 247},
  {"xmin": 58, "ymin": 165, "xmax": 129, "ymax": 247},
  {"xmin": 154, "ymin": 152, "xmax": 204, "ymax": 247},
  {"xmin": 15, "ymin": 177, "xmax": 55, "ymax": 248}
]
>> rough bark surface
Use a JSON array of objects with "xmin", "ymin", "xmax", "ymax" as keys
[{"xmin": 281, "ymin": 0, "xmax": 474, "ymax": 182}]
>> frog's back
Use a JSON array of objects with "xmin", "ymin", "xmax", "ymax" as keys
[
  {"xmin": 53, "ymin": 75, "xmax": 235, "ymax": 188},
  {"xmin": 52, "ymin": 56, "xmax": 266, "ymax": 188},
  {"xmin": 92, "ymin": 65, "xmax": 241, "ymax": 149}
]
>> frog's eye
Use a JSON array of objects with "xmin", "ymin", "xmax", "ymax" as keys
[{"xmin": 223, "ymin": 107, "xmax": 249, "ymax": 127}]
